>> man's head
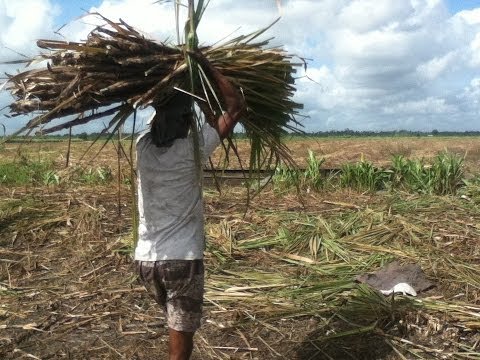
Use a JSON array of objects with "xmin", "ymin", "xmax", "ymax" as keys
[{"xmin": 150, "ymin": 92, "xmax": 193, "ymax": 147}]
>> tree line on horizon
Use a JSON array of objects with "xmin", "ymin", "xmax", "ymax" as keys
[{"xmin": 4, "ymin": 128, "xmax": 480, "ymax": 142}]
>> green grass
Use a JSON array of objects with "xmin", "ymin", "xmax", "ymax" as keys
[
  {"xmin": 0, "ymin": 159, "xmax": 115, "ymax": 186},
  {"xmin": 0, "ymin": 160, "xmax": 55, "ymax": 185},
  {"xmin": 273, "ymin": 149, "xmax": 328, "ymax": 192}
]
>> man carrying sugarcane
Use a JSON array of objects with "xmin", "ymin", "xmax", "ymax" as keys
[{"xmin": 134, "ymin": 52, "xmax": 244, "ymax": 360}]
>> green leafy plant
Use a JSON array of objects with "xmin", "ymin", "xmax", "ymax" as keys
[
  {"xmin": 75, "ymin": 166, "xmax": 113, "ymax": 184},
  {"xmin": 304, "ymin": 150, "xmax": 325, "ymax": 190},
  {"xmin": 390, "ymin": 155, "xmax": 430, "ymax": 193},
  {"xmin": 431, "ymin": 151, "xmax": 464, "ymax": 195},
  {"xmin": 340, "ymin": 159, "xmax": 389, "ymax": 192},
  {"xmin": 43, "ymin": 170, "xmax": 61, "ymax": 185},
  {"xmin": 273, "ymin": 164, "xmax": 301, "ymax": 191},
  {"xmin": 390, "ymin": 152, "xmax": 464, "ymax": 195}
]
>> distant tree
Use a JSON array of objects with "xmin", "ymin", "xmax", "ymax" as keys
[
  {"xmin": 431, "ymin": 129, "xmax": 439, "ymax": 136},
  {"xmin": 78, "ymin": 132, "xmax": 89, "ymax": 141}
]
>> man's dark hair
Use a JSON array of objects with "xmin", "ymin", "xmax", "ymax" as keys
[{"xmin": 150, "ymin": 92, "xmax": 193, "ymax": 147}]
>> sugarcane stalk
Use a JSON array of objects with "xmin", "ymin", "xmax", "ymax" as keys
[
  {"xmin": 2, "ymin": 12, "xmax": 304, "ymax": 175},
  {"xmin": 130, "ymin": 110, "xmax": 139, "ymax": 250},
  {"xmin": 185, "ymin": 0, "xmax": 203, "ymax": 185}
]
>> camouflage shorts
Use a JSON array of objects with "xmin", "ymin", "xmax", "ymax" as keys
[{"xmin": 136, "ymin": 260, "xmax": 204, "ymax": 332}]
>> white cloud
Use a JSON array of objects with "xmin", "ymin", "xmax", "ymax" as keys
[
  {"xmin": 459, "ymin": 77, "xmax": 480, "ymax": 110},
  {"xmin": 416, "ymin": 50, "xmax": 459, "ymax": 80},
  {"xmin": 338, "ymin": 0, "xmax": 414, "ymax": 33},
  {"xmin": 0, "ymin": 0, "xmax": 59, "ymax": 58},
  {"xmin": 469, "ymin": 32, "xmax": 480, "ymax": 67},
  {"xmin": 383, "ymin": 97, "xmax": 457, "ymax": 115},
  {"xmin": 296, "ymin": 66, "xmax": 346, "ymax": 110},
  {"xmin": 456, "ymin": 7, "xmax": 480, "ymax": 25},
  {"xmin": 334, "ymin": 28, "xmax": 412, "ymax": 61},
  {"xmin": 59, "ymin": 0, "xmax": 177, "ymax": 42}
]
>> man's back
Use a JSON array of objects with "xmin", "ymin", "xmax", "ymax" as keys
[{"xmin": 134, "ymin": 124, "xmax": 220, "ymax": 261}]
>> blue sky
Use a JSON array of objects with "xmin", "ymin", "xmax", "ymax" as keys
[
  {"xmin": 53, "ymin": 0, "xmax": 100, "ymax": 25},
  {"xmin": 1, "ymin": 0, "xmax": 480, "ymax": 134},
  {"xmin": 446, "ymin": 0, "xmax": 480, "ymax": 13}
]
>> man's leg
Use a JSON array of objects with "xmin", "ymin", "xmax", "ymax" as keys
[
  {"xmin": 165, "ymin": 260, "xmax": 204, "ymax": 360},
  {"xmin": 169, "ymin": 328, "xmax": 194, "ymax": 360},
  {"xmin": 136, "ymin": 260, "xmax": 199, "ymax": 359}
]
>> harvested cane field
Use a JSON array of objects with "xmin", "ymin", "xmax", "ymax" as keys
[{"xmin": 1, "ymin": 136, "xmax": 480, "ymax": 359}]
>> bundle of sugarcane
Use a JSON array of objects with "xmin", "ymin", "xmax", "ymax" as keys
[{"xmin": 3, "ymin": 13, "xmax": 304, "ymax": 167}]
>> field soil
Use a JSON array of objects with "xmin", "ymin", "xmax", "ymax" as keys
[
  {"xmin": 2, "ymin": 135, "xmax": 480, "ymax": 170},
  {"xmin": 1, "ymin": 137, "xmax": 479, "ymax": 359}
]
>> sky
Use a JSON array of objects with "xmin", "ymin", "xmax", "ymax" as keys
[{"xmin": 1, "ymin": 0, "xmax": 480, "ymax": 134}]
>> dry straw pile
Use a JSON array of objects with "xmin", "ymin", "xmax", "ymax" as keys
[{"xmin": 3, "ymin": 10, "xmax": 304, "ymax": 168}]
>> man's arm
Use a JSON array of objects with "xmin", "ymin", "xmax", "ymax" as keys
[{"xmin": 191, "ymin": 52, "xmax": 245, "ymax": 139}]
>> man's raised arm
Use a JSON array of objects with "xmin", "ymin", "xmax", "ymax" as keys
[{"xmin": 191, "ymin": 52, "xmax": 245, "ymax": 139}]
